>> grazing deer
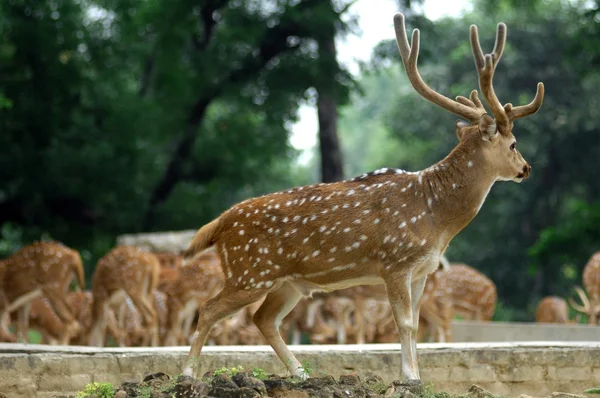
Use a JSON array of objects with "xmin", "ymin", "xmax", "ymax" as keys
[
  {"xmin": 535, "ymin": 296, "xmax": 573, "ymax": 324},
  {"xmin": 162, "ymin": 250, "xmax": 224, "ymax": 346},
  {"xmin": 0, "ymin": 241, "xmax": 85, "ymax": 343},
  {"xmin": 181, "ymin": 13, "xmax": 544, "ymax": 381},
  {"xmin": 416, "ymin": 262, "xmax": 497, "ymax": 342},
  {"xmin": 569, "ymin": 252, "xmax": 600, "ymax": 324},
  {"xmin": 113, "ymin": 289, "xmax": 169, "ymax": 346},
  {"xmin": 89, "ymin": 246, "xmax": 160, "ymax": 347},
  {"xmin": 283, "ymin": 297, "xmax": 338, "ymax": 345}
]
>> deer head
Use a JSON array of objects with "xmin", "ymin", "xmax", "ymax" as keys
[{"xmin": 394, "ymin": 14, "xmax": 544, "ymax": 183}]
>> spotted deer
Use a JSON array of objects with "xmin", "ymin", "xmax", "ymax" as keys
[
  {"xmin": 0, "ymin": 241, "xmax": 86, "ymax": 343},
  {"xmin": 181, "ymin": 13, "xmax": 544, "ymax": 381},
  {"xmin": 569, "ymin": 252, "xmax": 600, "ymax": 324},
  {"xmin": 162, "ymin": 249, "xmax": 224, "ymax": 346},
  {"xmin": 114, "ymin": 289, "xmax": 169, "ymax": 346},
  {"xmin": 535, "ymin": 296, "xmax": 574, "ymax": 324},
  {"xmin": 417, "ymin": 262, "xmax": 497, "ymax": 342},
  {"xmin": 89, "ymin": 246, "xmax": 160, "ymax": 346}
]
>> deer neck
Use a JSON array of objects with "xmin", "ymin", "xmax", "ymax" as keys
[{"xmin": 416, "ymin": 141, "xmax": 496, "ymax": 242}]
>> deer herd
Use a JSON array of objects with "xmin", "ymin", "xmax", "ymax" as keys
[
  {"xmin": 1, "ymin": 240, "xmax": 596, "ymax": 350},
  {"xmin": 0, "ymin": 12, "xmax": 596, "ymax": 383}
]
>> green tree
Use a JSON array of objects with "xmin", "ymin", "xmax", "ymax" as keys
[{"xmin": 0, "ymin": 0, "xmax": 356, "ymax": 271}]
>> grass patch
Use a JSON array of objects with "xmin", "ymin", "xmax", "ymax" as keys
[{"xmin": 75, "ymin": 382, "xmax": 114, "ymax": 398}]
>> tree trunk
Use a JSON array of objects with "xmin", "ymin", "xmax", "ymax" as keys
[{"xmin": 317, "ymin": 34, "xmax": 344, "ymax": 183}]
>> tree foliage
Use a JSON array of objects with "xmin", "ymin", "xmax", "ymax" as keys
[{"xmin": 0, "ymin": 0, "xmax": 355, "ymax": 271}]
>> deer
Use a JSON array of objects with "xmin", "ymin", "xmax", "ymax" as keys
[
  {"xmin": 180, "ymin": 12, "xmax": 544, "ymax": 382},
  {"xmin": 534, "ymin": 296, "xmax": 582, "ymax": 324},
  {"xmin": 162, "ymin": 249, "xmax": 224, "ymax": 346},
  {"xmin": 113, "ymin": 289, "xmax": 169, "ymax": 346},
  {"xmin": 414, "ymin": 262, "xmax": 497, "ymax": 342},
  {"xmin": 88, "ymin": 246, "xmax": 160, "ymax": 347},
  {"xmin": 569, "ymin": 252, "xmax": 600, "ymax": 324},
  {"xmin": 0, "ymin": 241, "xmax": 86, "ymax": 343}
]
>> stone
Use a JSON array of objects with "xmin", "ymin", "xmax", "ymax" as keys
[
  {"xmin": 174, "ymin": 375, "xmax": 209, "ymax": 397},
  {"xmin": 467, "ymin": 384, "xmax": 496, "ymax": 398},
  {"xmin": 210, "ymin": 386, "xmax": 261, "ymax": 398},
  {"xmin": 114, "ymin": 390, "xmax": 128, "ymax": 398},
  {"xmin": 548, "ymin": 393, "xmax": 586, "ymax": 398},
  {"xmin": 143, "ymin": 372, "xmax": 170, "ymax": 382},
  {"xmin": 211, "ymin": 372, "xmax": 240, "ymax": 389},
  {"xmin": 236, "ymin": 376, "xmax": 268, "ymax": 396},
  {"xmin": 338, "ymin": 374, "xmax": 360, "ymax": 385}
]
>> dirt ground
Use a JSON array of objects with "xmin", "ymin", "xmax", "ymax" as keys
[{"xmin": 101, "ymin": 369, "xmax": 552, "ymax": 398}]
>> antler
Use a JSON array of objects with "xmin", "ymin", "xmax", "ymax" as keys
[
  {"xmin": 470, "ymin": 23, "xmax": 545, "ymax": 128},
  {"xmin": 568, "ymin": 286, "xmax": 591, "ymax": 314},
  {"xmin": 393, "ymin": 13, "xmax": 486, "ymax": 123}
]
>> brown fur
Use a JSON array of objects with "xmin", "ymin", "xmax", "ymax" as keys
[
  {"xmin": 89, "ymin": 246, "xmax": 160, "ymax": 347},
  {"xmin": 535, "ymin": 296, "xmax": 570, "ymax": 324},
  {"xmin": 162, "ymin": 250, "xmax": 224, "ymax": 346},
  {"xmin": 0, "ymin": 241, "xmax": 85, "ymax": 343}
]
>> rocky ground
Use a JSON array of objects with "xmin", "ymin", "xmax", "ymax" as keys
[{"xmin": 80, "ymin": 369, "xmax": 589, "ymax": 398}]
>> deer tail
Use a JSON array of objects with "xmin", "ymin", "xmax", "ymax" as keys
[{"xmin": 182, "ymin": 218, "xmax": 221, "ymax": 262}]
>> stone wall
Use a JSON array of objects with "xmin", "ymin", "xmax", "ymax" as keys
[
  {"xmin": 116, "ymin": 230, "xmax": 197, "ymax": 253},
  {"xmin": 452, "ymin": 321, "xmax": 600, "ymax": 342},
  {"xmin": 1, "ymin": 342, "xmax": 599, "ymax": 397}
]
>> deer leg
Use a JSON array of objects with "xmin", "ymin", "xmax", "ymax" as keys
[
  {"xmin": 184, "ymin": 286, "xmax": 267, "ymax": 378},
  {"xmin": 16, "ymin": 302, "xmax": 31, "ymax": 343},
  {"xmin": 116, "ymin": 302, "xmax": 129, "ymax": 347},
  {"xmin": 384, "ymin": 271, "xmax": 420, "ymax": 381},
  {"xmin": 355, "ymin": 298, "xmax": 367, "ymax": 344},
  {"xmin": 42, "ymin": 288, "xmax": 80, "ymax": 339},
  {"xmin": 0, "ymin": 294, "xmax": 16, "ymax": 343},
  {"xmin": 128, "ymin": 294, "xmax": 158, "ymax": 346},
  {"xmin": 88, "ymin": 302, "xmax": 108, "ymax": 347},
  {"xmin": 410, "ymin": 275, "xmax": 427, "ymax": 356},
  {"xmin": 253, "ymin": 282, "xmax": 304, "ymax": 378}
]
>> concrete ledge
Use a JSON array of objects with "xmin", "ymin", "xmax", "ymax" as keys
[
  {"xmin": 116, "ymin": 230, "xmax": 197, "ymax": 253},
  {"xmin": 1, "ymin": 342, "xmax": 599, "ymax": 397},
  {"xmin": 452, "ymin": 321, "xmax": 600, "ymax": 342}
]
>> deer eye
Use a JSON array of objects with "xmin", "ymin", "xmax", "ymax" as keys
[{"xmin": 509, "ymin": 142, "xmax": 516, "ymax": 151}]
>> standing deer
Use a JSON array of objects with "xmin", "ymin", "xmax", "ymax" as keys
[
  {"xmin": 181, "ymin": 13, "xmax": 544, "ymax": 382},
  {"xmin": 569, "ymin": 252, "xmax": 600, "ymax": 324},
  {"xmin": 0, "ymin": 241, "xmax": 85, "ymax": 343},
  {"xmin": 89, "ymin": 246, "xmax": 160, "ymax": 347}
]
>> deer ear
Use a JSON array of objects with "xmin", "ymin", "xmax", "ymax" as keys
[
  {"xmin": 455, "ymin": 120, "xmax": 470, "ymax": 140},
  {"xmin": 478, "ymin": 114, "xmax": 497, "ymax": 141}
]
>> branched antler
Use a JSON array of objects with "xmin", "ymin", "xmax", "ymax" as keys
[
  {"xmin": 393, "ymin": 13, "xmax": 486, "ymax": 123},
  {"xmin": 470, "ymin": 23, "xmax": 545, "ymax": 129}
]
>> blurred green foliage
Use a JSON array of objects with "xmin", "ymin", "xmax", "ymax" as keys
[{"xmin": 0, "ymin": 0, "xmax": 354, "ymax": 275}]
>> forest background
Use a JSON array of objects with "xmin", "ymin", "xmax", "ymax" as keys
[{"xmin": 1, "ymin": 0, "xmax": 599, "ymax": 321}]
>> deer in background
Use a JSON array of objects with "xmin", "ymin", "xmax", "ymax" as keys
[
  {"xmin": 0, "ymin": 241, "xmax": 86, "ymax": 343},
  {"xmin": 569, "ymin": 252, "xmax": 600, "ymax": 324},
  {"xmin": 535, "ymin": 296, "xmax": 582, "ymax": 324},
  {"xmin": 418, "ymin": 262, "xmax": 497, "ymax": 342},
  {"xmin": 162, "ymin": 249, "xmax": 224, "ymax": 346},
  {"xmin": 88, "ymin": 246, "xmax": 160, "ymax": 347},
  {"xmin": 181, "ymin": 12, "xmax": 544, "ymax": 381}
]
